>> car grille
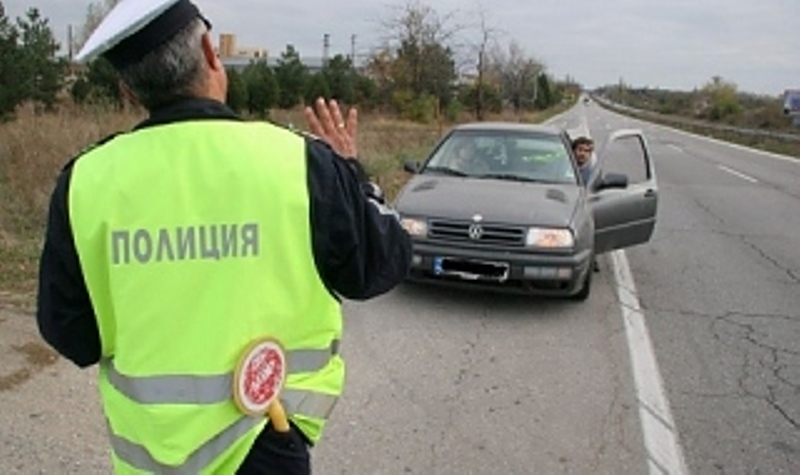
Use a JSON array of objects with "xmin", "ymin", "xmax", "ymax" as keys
[{"xmin": 428, "ymin": 219, "xmax": 526, "ymax": 246}]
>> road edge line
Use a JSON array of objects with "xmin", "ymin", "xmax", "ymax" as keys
[
  {"xmin": 611, "ymin": 250, "xmax": 690, "ymax": 475},
  {"xmin": 648, "ymin": 121, "xmax": 799, "ymax": 163}
]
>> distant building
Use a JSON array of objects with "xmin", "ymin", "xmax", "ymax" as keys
[
  {"xmin": 216, "ymin": 34, "xmax": 364, "ymax": 74},
  {"xmin": 220, "ymin": 55, "xmax": 327, "ymax": 74},
  {"xmin": 215, "ymin": 33, "xmax": 268, "ymax": 61},
  {"xmin": 218, "ymin": 33, "xmax": 236, "ymax": 57}
]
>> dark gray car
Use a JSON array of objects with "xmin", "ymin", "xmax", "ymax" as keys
[{"xmin": 394, "ymin": 122, "xmax": 658, "ymax": 300}]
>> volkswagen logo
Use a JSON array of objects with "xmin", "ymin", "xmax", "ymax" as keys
[{"xmin": 468, "ymin": 223, "xmax": 483, "ymax": 240}]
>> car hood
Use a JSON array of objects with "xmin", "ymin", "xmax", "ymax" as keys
[{"xmin": 394, "ymin": 175, "xmax": 581, "ymax": 227}]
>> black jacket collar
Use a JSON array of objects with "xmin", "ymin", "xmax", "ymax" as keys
[{"xmin": 134, "ymin": 97, "xmax": 241, "ymax": 130}]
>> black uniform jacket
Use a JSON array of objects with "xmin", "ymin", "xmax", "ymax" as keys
[{"xmin": 36, "ymin": 98, "xmax": 412, "ymax": 369}]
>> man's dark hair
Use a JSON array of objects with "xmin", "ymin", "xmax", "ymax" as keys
[{"xmin": 571, "ymin": 136, "xmax": 594, "ymax": 151}]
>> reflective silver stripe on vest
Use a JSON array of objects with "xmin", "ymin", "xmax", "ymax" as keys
[
  {"xmin": 287, "ymin": 339, "xmax": 339, "ymax": 373},
  {"xmin": 109, "ymin": 389, "xmax": 339, "ymax": 473},
  {"xmin": 280, "ymin": 388, "xmax": 339, "ymax": 420},
  {"xmin": 103, "ymin": 340, "xmax": 339, "ymax": 405},
  {"xmin": 106, "ymin": 368, "xmax": 232, "ymax": 405},
  {"xmin": 110, "ymin": 415, "xmax": 260, "ymax": 474}
]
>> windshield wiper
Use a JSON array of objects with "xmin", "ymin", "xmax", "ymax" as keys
[
  {"xmin": 423, "ymin": 166, "xmax": 470, "ymax": 177},
  {"xmin": 476, "ymin": 173, "xmax": 545, "ymax": 183}
]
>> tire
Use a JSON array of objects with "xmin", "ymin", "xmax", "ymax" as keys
[{"xmin": 569, "ymin": 267, "xmax": 592, "ymax": 301}]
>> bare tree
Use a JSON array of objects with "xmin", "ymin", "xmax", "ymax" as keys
[
  {"xmin": 466, "ymin": 6, "xmax": 503, "ymax": 120},
  {"xmin": 375, "ymin": 1, "xmax": 461, "ymax": 110},
  {"xmin": 73, "ymin": 0, "xmax": 120, "ymax": 52},
  {"xmin": 488, "ymin": 40, "xmax": 544, "ymax": 113}
]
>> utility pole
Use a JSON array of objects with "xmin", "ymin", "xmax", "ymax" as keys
[
  {"xmin": 477, "ymin": 49, "xmax": 484, "ymax": 120},
  {"xmin": 68, "ymin": 24, "xmax": 74, "ymax": 61},
  {"xmin": 350, "ymin": 34, "xmax": 356, "ymax": 65},
  {"xmin": 323, "ymin": 33, "xmax": 330, "ymax": 66}
]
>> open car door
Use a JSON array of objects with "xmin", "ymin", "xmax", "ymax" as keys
[{"xmin": 589, "ymin": 129, "xmax": 658, "ymax": 255}]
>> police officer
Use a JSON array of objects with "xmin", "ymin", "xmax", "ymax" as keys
[{"xmin": 35, "ymin": 0, "xmax": 412, "ymax": 473}]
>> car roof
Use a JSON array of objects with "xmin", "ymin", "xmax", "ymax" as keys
[{"xmin": 450, "ymin": 122, "xmax": 564, "ymax": 136}]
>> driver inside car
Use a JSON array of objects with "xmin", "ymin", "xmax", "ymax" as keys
[{"xmin": 450, "ymin": 140, "xmax": 489, "ymax": 174}]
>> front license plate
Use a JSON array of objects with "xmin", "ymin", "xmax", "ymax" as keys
[{"xmin": 433, "ymin": 257, "xmax": 510, "ymax": 282}]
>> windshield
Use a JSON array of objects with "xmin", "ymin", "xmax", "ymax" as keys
[{"xmin": 421, "ymin": 130, "xmax": 578, "ymax": 184}]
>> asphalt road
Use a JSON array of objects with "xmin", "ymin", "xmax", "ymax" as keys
[
  {"xmin": 572, "ymin": 101, "xmax": 800, "ymax": 474},
  {"xmin": 1, "ymin": 102, "xmax": 798, "ymax": 474}
]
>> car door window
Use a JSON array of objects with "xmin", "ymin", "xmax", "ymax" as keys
[{"xmin": 600, "ymin": 135, "xmax": 651, "ymax": 184}]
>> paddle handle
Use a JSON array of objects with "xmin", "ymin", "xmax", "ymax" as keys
[{"xmin": 267, "ymin": 399, "xmax": 291, "ymax": 433}]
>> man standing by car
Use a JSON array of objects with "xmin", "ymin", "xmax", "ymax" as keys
[
  {"xmin": 35, "ymin": 0, "xmax": 411, "ymax": 473},
  {"xmin": 572, "ymin": 136, "xmax": 600, "ymax": 272},
  {"xmin": 571, "ymin": 136, "xmax": 596, "ymax": 185}
]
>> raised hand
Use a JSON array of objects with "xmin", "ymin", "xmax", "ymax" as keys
[{"xmin": 303, "ymin": 97, "xmax": 358, "ymax": 159}]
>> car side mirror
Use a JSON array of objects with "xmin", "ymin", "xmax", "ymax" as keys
[
  {"xmin": 596, "ymin": 172, "xmax": 628, "ymax": 190},
  {"xmin": 404, "ymin": 160, "xmax": 421, "ymax": 174}
]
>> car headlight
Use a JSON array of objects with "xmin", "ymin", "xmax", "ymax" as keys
[
  {"xmin": 525, "ymin": 227, "xmax": 574, "ymax": 248},
  {"xmin": 401, "ymin": 217, "xmax": 428, "ymax": 238}
]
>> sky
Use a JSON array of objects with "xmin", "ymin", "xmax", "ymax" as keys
[{"xmin": 4, "ymin": 0, "xmax": 799, "ymax": 96}]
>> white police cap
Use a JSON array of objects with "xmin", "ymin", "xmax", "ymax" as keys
[{"xmin": 75, "ymin": 0, "xmax": 209, "ymax": 68}]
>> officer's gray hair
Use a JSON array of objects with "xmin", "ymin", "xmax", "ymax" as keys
[{"xmin": 118, "ymin": 18, "xmax": 208, "ymax": 110}]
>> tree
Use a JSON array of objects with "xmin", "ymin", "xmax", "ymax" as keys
[
  {"xmin": 459, "ymin": 83, "xmax": 501, "ymax": 115},
  {"xmin": 15, "ymin": 8, "xmax": 67, "ymax": 109},
  {"xmin": 488, "ymin": 40, "xmax": 544, "ymax": 113},
  {"xmin": 242, "ymin": 61, "xmax": 279, "ymax": 117},
  {"xmin": 274, "ymin": 45, "xmax": 307, "ymax": 109},
  {"xmin": 225, "ymin": 67, "xmax": 248, "ymax": 113},
  {"xmin": 702, "ymin": 76, "xmax": 741, "ymax": 122},
  {"xmin": 374, "ymin": 1, "xmax": 459, "ymax": 111},
  {"xmin": 534, "ymin": 73, "xmax": 554, "ymax": 109},
  {"xmin": 390, "ymin": 89, "xmax": 437, "ymax": 122},
  {"xmin": 72, "ymin": 56, "xmax": 122, "ymax": 106},
  {"xmin": 322, "ymin": 54, "xmax": 355, "ymax": 104},
  {"xmin": 303, "ymin": 73, "xmax": 330, "ymax": 105},
  {"xmin": 0, "ymin": 3, "xmax": 23, "ymax": 119},
  {"xmin": 353, "ymin": 73, "xmax": 378, "ymax": 110},
  {"xmin": 466, "ymin": 6, "xmax": 503, "ymax": 120},
  {"xmin": 0, "ymin": 6, "xmax": 68, "ymax": 118},
  {"xmin": 364, "ymin": 49, "xmax": 396, "ymax": 109}
]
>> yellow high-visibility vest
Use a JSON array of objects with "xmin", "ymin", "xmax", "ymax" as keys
[{"xmin": 69, "ymin": 119, "xmax": 343, "ymax": 473}]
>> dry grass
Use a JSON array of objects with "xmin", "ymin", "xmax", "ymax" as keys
[
  {"xmin": 0, "ymin": 102, "xmax": 561, "ymax": 302},
  {"xmin": 0, "ymin": 105, "xmax": 145, "ymax": 298},
  {"xmin": 269, "ymin": 108, "xmax": 444, "ymax": 199}
]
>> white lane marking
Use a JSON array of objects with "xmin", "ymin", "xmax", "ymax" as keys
[
  {"xmin": 611, "ymin": 250, "xmax": 689, "ymax": 475},
  {"xmin": 580, "ymin": 115, "xmax": 590, "ymax": 137},
  {"xmin": 718, "ymin": 165, "xmax": 758, "ymax": 183},
  {"xmin": 667, "ymin": 144, "xmax": 684, "ymax": 153}
]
